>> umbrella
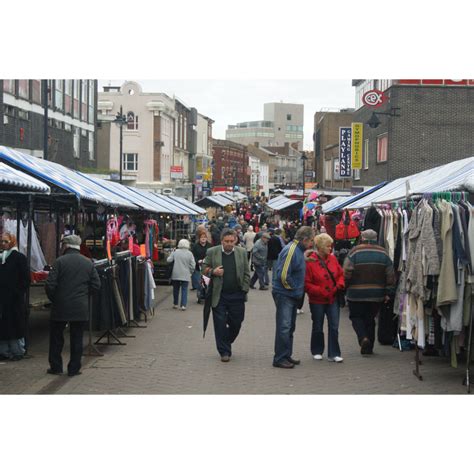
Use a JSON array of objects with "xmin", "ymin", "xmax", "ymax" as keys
[{"xmin": 202, "ymin": 275, "xmax": 213, "ymax": 338}]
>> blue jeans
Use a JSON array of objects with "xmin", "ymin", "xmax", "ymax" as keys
[
  {"xmin": 250, "ymin": 264, "xmax": 266, "ymax": 288},
  {"xmin": 272, "ymin": 292, "xmax": 299, "ymax": 364},
  {"xmin": 191, "ymin": 270, "xmax": 201, "ymax": 290},
  {"xmin": 309, "ymin": 302, "xmax": 341, "ymax": 358},
  {"xmin": 212, "ymin": 291, "xmax": 246, "ymax": 356},
  {"xmin": 0, "ymin": 338, "xmax": 26, "ymax": 358},
  {"xmin": 172, "ymin": 280, "xmax": 189, "ymax": 307}
]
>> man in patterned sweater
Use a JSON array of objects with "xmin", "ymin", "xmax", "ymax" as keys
[{"xmin": 343, "ymin": 229, "xmax": 395, "ymax": 355}]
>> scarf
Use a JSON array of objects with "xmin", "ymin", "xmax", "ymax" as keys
[{"xmin": 1, "ymin": 246, "xmax": 18, "ymax": 264}]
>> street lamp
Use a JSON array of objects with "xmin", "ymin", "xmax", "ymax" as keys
[
  {"xmin": 301, "ymin": 152, "xmax": 308, "ymax": 197},
  {"xmin": 366, "ymin": 107, "xmax": 401, "ymax": 129},
  {"xmin": 113, "ymin": 105, "xmax": 127, "ymax": 183}
]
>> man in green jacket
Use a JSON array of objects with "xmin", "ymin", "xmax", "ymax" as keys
[{"xmin": 202, "ymin": 228, "xmax": 250, "ymax": 362}]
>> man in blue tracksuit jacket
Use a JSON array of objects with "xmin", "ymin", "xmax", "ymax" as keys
[{"xmin": 272, "ymin": 226, "xmax": 315, "ymax": 368}]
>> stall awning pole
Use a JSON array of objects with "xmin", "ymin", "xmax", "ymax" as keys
[{"xmin": 25, "ymin": 194, "xmax": 33, "ymax": 353}]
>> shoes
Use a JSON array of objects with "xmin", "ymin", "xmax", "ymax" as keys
[
  {"xmin": 328, "ymin": 356, "xmax": 344, "ymax": 363},
  {"xmin": 68, "ymin": 371, "xmax": 82, "ymax": 377},
  {"xmin": 249, "ymin": 286, "xmax": 256, "ymax": 290},
  {"xmin": 173, "ymin": 305, "xmax": 178, "ymax": 309},
  {"xmin": 259, "ymin": 286, "xmax": 269, "ymax": 290},
  {"xmin": 197, "ymin": 299, "xmax": 203, "ymax": 304},
  {"xmin": 360, "ymin": 337, "xmax": 372, "ymax": 355},
  {"xmin": 9, "ymin": 355, "xmax": 23, "ymax": 361},
  {"xmin": 297, "ymin": 309, "xmax": 304, "ymax": 314},
  {"xmin": 273, "ymin": 360, "xmax": 295, "ymax": 369},
  {"xmin": 180, "ymin": 306, "xmax": 186, "ymax": 311},
  {"xmin": 46, "ymin": 368, "xmax": 63, "ymax": 375},
  {"xmin": 287, "ymin": 356, "xmax": 300, "ymax": 365},
  {"xmin": 313, "ymin": 354, "xmax": 323, "ymax": 360},
  {"xmin": 220, "ymin": 355, "xmax": 231, "ymax": 362}
]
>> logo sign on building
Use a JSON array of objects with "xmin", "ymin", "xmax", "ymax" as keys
[
  {"xmin": 351, "ymin": 122, "xmax": 363, "ymax": 169},
  {"xmin": 170, "ymin": 165, "xmax": 183, "ymax": 179},
  {"xmin": 362, "ymin": 89, "xmax": 387, "ymax": 108},
  {"xmin": 339, "ymin": 127, "xmax": 352, "ymax": 177}
]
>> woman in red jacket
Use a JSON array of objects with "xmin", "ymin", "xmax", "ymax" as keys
[{"xmin": 305, "ymin": 233, "xmax": 345, "ymax": 362}]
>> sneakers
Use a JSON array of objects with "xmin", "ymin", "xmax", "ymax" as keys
[
  {"xmin": 313, "ymin": 354, "xmax": 323, "ymax": 360},
  {"xmin": 297, "ymin": 309, "xmax": 304, "ymax": 314},
  {"xmin": 173, "ymin": 305, "xmax": 178, "ymax": 309},
  {"xmin": 259, "ymin": 286, "xmax": 269, "ymax": 290},
  {"xmin": 180, "ymin": 306, "xmax": 186, "ymax": 311},
  {"xmin": 328, "ymin": 356, "xmax": 344, "ymax": 363}
]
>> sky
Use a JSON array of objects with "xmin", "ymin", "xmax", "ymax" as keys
[{"xmin": 98, "ymin": 79, "xmax": 355, "ymax": 150}]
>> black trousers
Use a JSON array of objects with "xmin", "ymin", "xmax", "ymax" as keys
[
  {"xmin": 348, "ymin": 301, "xmax": 381, "ymax": 351},
  {"xmin": 48, "ymin": 320, "xmax": 86, "ymax": 374},
  {"xmin": 212, "ymin": 291, "xmax": 246, "ymax": 357}
]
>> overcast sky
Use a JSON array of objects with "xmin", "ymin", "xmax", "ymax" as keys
[{"xmin": 98, "ymin": 80, "xmax": 355, "ymax": 150}]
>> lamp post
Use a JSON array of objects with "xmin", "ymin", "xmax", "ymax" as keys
[
  {"xmin": 114, "ymin": 105, "xmax": 127, "ymax": 184},
  {"xmin": 301, "ymin": 152, "xmax": 308, "ymax": 198}
]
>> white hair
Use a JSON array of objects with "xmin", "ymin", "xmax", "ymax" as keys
[{"xmin": 177, "ymin": 239, "xmax": 190, "ymax": 250}]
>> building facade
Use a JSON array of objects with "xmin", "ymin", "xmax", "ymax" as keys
[
  {"xmin": 212, "ymin": 139, "xmax": 250, "ymax": 192},
  {"xmin": 226, "ymin": 102, "xmax": 304, "ymax": 150},
  {"xmin": 313, "ymin": 109, "xmax": 354, "ymax": 190},
  {"xmin": 352, "ymin": 79, "xmax": 474, "ymax": 186},
  {"xmin": 195, "ymin": 113, "xmax": 214, "ymax": 197},
  {"xmin": 247, "ymin": 144, "xmax": 271, "ymax": 197},
  {"xmin": 0, "ymin": 79, "xmax": 97, "ymax": 169}
]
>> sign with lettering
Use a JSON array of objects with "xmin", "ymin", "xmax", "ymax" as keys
[
  {"xmin": 351, "ymin": 122, "xmax": 363, "ymax": 169},
  {"xmin": 362, "ymin": 89, "xmax": 387, "ymax": 108},
  {"xmin": 339, "ymin": 127, "xmax": 352, "ymax": 177}
]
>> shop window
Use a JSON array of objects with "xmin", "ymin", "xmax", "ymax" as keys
[
  {"xmin": 376, "ymin": 134, "xmax": 388, "ymax": 163},
  {"xmin": 123, "ymin": 153, "xmax": 138, "ymax": 171}
]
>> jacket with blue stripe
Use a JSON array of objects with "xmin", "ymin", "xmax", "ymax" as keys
[{"xmin": 272, "ymin": 240, "xmax": 306, "ymax": 299}]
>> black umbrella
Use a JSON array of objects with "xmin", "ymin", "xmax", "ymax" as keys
[{"xmin": 202, "ymin": 277, "xmax": 213, "ymax": 338}]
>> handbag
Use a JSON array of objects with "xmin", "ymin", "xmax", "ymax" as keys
[
  {"xmin": 317, "ymin": 256, "xmax": 346, "ymax": 308},
  {"xmin": 335, "ymin": 211, "xmax": 360, "ymax": 241}
]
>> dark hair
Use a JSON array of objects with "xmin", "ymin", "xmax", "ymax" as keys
[{"xmin": 220, "ymin": 228, "xmax": 237, "ymax": 241}]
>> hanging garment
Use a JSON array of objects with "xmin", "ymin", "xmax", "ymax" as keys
[
  {"xmin": 3, "ymin": 219, "xmax": 47, "ymax": 271},
  {"xmin": 37, "ymin": 220, "xmax": 58, "ymax": 265}
]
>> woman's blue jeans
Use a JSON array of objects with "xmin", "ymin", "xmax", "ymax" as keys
[
  {"xmin": 309, "ymin": 302, "xmax": 341, "ymax": 358},
  {"xmin": 172, "ymin": 280, "xmax": 189, "ymax": 307}
]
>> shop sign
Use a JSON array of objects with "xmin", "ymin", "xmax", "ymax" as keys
[
  {"xmin": 362, "ymin": 89, "xmax": 387, "ymax": 108},
  {"xmin": 170, "ymin": 165, "xmax": 183, "ymax": 179},
  {"xmin": 339, "ymin": 127, "xmax": 352, "ymax": 177},
  {"xmin": 351, "ymin": 122, "xmax": 363, "ymax": 169}
]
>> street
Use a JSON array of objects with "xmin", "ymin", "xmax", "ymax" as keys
[{"xmin": 0, "ymin": 284, "xmax": 468, "ymax": 395}]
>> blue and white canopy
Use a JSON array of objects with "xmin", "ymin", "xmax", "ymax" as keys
[
  {"xmin": 0, "ymin": 162, "xmax": 51, "ymax": 193},
  {"xmin": 267, "ymin": 195, "xmax": 302, "ymax": 211},
  {"xmin": 194, "ymin": 194, "xmax": 236, "ymax": 208},
  {"xmin": 126, "ymin": 188, "xmax": 190, "ymax": 215},
  {"xmin": 166, "ymin": 195, "xmax": 206, "ymax": 214},
  {"xmin": 0, "ymin": 146, "xmax": 136, "ymax": 209}
]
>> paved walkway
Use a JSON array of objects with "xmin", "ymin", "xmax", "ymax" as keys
[{"xmin": 0, "ymin": 284, "xmax": 470, "ymax": 394}]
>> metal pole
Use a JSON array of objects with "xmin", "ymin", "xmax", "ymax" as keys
[
  {"xmin": 55, "ymin": 208, "xmax": 61, "ymax": 258},
  {"xmin": 25, "ymin": 194, "xmax": 34, "ymax": 352},
  {"xmin": 42, "ymin": 79, "xmax": 48, "ymax": 161},
  {"xmin": 302, "ymin": 156, "xmax": 305, "ymax": 197},
  {"xmin": 16, "ymin": 206, "xmax": 21, "ymax": 249},
  {"xmin": 119, "ymin": 105, "xmax": 123, "ymax": 184}
]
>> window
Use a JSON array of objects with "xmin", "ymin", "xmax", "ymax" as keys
[
  {"xmin": 353, "ymin": 169, "xmax": 360, "ymax": 180},
  {"xmin": 54, "ymin": 80, "xmax": 64, "ymax": 110},
  {"xmin": 81, "ymin": 80, "xmax": 88, "ymax": 120},
  {"xmin": 32, "ymin": 80, "xmax": 41, "ymax": 104},
  {"xmin": 376, "ymin": 134, "xmax": 388, "ymax": 163},
  {"xmin": 3, "ymin": 79, "xmax": 15, "ymax": 94},
  {"xmin": 88, "ymin": 81, "xmax": 94, "ymax": 124},
  {"xmin": 65, "ymin": 80, "xmax": 73, "ymax": 114},
  {"xmin": 363, "ymin": 139, "xmax": 369, "ymax": 169},
  {"xmin": 73, "ymin": 128, "xmax": 80, "ymax": 158},
  {"xmin": 73, "ymin": 80, "xmax": 80, "ymax": 118},
  {"xmin": 126, "ymin": 111, "xmax": 138, "ymax": 130},
  {"xmin": 286, "ymin": 114, "xmax": 292, "ymax": 120},
  {"xmin": 174, "ymin": 118, "xmax": 179, "ymax": 147},
  {"xmin": 324, "ymin": 159, "xmax": 332, "ymax": 181},
  {"xmin": 123, "ymin": 153, "xmax": 138, "ymax": 171},
  {"xmin": 18, "ymin": 109, "xmax": 30, "ymax": 120},
  {"xmin": 18, "ymin": 80, "xmax": 29, "ymax": 99}
]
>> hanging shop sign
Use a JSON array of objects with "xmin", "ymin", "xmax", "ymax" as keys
[
  {"xmin": 170, "ymin": 165, "xmax": 183, "ymax": 179},
  {"xmin": 351, "ymin": 122, "xmax": 363, "ymax": 169},
  {"xmin": 339, "ymin": 127, "xmax": 352, "ymax": 177},
  {"xmin": 362, "ymin": 89, "xmax": 387, "ymax": 108}
]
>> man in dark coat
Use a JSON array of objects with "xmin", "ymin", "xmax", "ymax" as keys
[
  {"xmin": 0, "ymin": 233, "xmax": 29, "ymax": 361},
  {"xmin": 45, "ymin": 235, "xmax": 100, "ymax": 376}
]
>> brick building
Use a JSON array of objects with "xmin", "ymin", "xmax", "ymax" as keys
[
  {"xmin": 313, "ymin": 109, "xmax": 354, "ymax": 190},
  {"xmin": 352, "ymin": 80, "xmax": 474, "ymax": 186},
  {"xmin": 0, "ymin": 79, "xmax": 98, "ymax": 169},
  {"xmin": 212, "ymin": 139, "xmax": 250, "ymax": 192}
]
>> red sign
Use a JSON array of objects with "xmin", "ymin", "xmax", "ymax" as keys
[
  {"xmin": 170, "ymin": 166, "xmax": 183, "ymax": 173},
  {"xmin": 398, "ymin": 79, "xmax": 474, "ymax": 86},
  {"xmin": 362, "ymin": 89, "xmax": 387, "ymax": 108}
]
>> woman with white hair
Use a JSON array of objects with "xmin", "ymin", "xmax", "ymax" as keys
[
  {"xmin": 167, "ymin": 239, "xmax": 196, "ymax": 310},
  {"xmin": 243, "ymin": 225, "xmax": 256, "ymax": 261},
  {"xmin": 304, "ymin": 233, "xmax": 345, "ymax": 362}
]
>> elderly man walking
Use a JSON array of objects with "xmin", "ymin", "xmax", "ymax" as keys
[
  {"xmin": 45, "ymin": 235, "xmax": 101, "ymax": 376},
  {"xmin": 343, "ymin": 229, "xmax": 395, "ymax": 355},
  {"xmin": 202, "ymin": 228, "xmax": 250, "ymax": 362},
  {"xmin": 272, "ymin": 226, "xmax": 315, "ymax": 368},
  {"xmin": 249, "ymin": 232, "xmax": 270, "ymax": 290}
]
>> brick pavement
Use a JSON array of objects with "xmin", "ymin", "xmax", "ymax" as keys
[{"xmin": 1, "ymin": 285, "xmax": 470, "ymax": 395}]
